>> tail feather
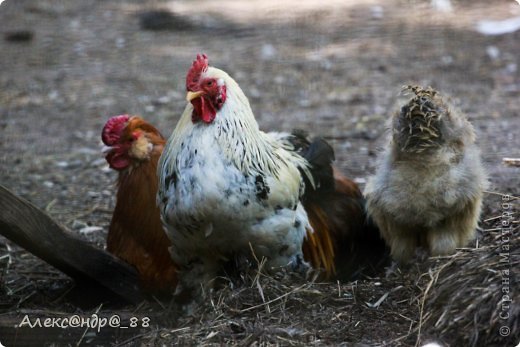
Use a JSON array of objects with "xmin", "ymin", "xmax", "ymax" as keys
[
  {"xmin": 287, "ymin": 129, "xmax": 335, "ymax": 197},
  {"xmin": 302, "ymin": 206, "xmax": 336, "ymax": 276},
  {"xmin": 307, "ymin": 171, "xmax": 389, "ymax": 280}
]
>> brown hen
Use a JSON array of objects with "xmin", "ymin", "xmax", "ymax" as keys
[{"xmin": 102, "ymin": 115, "xmax": 178, "ymax": 294}]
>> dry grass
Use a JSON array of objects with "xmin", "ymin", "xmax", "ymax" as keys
[
  {"xmin": 0, "ymin": 193, "xmax": 517, "ymax": 346},
  {"xmin": 133, "ymin": 194, "xmax": 519, "ymax": 346},
  {"xmin": 420, "ymin": 228, "xmax": 519, "ymax": 346},
  {"xmin": 139, "ymin": 269, "xmax": 419, "ymax": 346}
]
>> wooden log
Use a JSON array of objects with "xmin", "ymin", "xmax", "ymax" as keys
[{"xmin": 0, "ymin": 184, "xmax": 144, "ymax": 303}]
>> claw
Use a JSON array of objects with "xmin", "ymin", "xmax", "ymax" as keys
[{"xmin": 290, "ymin": 254, "xmax": 310, "ymax": 274}]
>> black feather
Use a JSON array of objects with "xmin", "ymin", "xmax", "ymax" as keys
[
  {"xmin": 287, "ymin": 130, "xmax": 335, "ymax": 200},
  {"xmin": 336, "ymin": 200, "xmax": 390, "ymax": 280}
]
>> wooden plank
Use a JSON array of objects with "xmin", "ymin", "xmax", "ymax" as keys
[{"xmin": 0, "ymin": 184, "xmax": 144, "ymax": 303}]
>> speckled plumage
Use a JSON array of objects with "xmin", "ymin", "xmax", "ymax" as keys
[
  {"xmin": 364, "ymin": 86, "xmax": 487, "ymax": 262},
  {"xmin": 158, "ymin": 66, "xmax": 314, "ymax": 292}
]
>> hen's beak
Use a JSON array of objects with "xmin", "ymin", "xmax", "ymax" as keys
[
  {"xmin": 101, "ymin": 145, "xmax": 113, "ymax": 154},
  {"xmin": 186, "ymin": 91, "xmax": 204, "ymax": 102}
]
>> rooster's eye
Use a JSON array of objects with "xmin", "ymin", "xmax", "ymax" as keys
[{"xmin": 206, "ymin": 80, "xmax": 213, "ymax": 87}]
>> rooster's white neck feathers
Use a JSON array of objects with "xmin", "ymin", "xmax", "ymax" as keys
[{"xmin": 161, "ymin": 67, "xmax": 310, "ymax": 181}]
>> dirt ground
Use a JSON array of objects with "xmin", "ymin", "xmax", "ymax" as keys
[{"xmin": 0, "ymin": 0, "xmax": 519, "ymax": 346}]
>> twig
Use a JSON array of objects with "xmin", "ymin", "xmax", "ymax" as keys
[
  {"xmin": 483, "ymin": 190, "xmax": 519, "ymax": 200},
  {"xmin": 239, "ymin": 283, "xmax": 309, "ymax": 313},
  {"xmin": 415, "ymin": 261, "xmax": 452, "ymax": 347},
  {"xmin": 256, "ymin": 278, "xmax": 270, "ymax": 314},
  {"xmin": 151, "ymin": 295, "xmax": 167, "ymax": 310},
  {"xmin": 45, "ymin": 199, "xmax": 57, "ymax": 213},
  {"xmin": 169, "ymin": 326, "xmax": 191, "ymax": 334},
  {"xmin": 16, "ymin": 290, "xmax": 36, "ymax": 307},
  {"xmin": 483, "ymin": 215, "xmax": 502, "ymax": 223},
  {"xmin": 76, "ymin": 304, "xmax": 103, "ymax": 347},
  {"xmin": 10, "ymin": 283, "xmax": 32, "ymax": 295},
  {"xmin": 366, "ymin": 285, "xmax": 403, "ymax": 308},
  {"xmin": 249, "ymin": 242, "xmax": 269, "ymax": 287}
]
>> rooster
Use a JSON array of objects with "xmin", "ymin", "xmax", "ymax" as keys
[
  {"xmin": 102, "ymin": 115, "xmax": 178, "ymax": 294},
  {"xmin": 157, "ymin": 54, "xmax": 386, "ymax": 294},
  {"xmin": 364, "ymin": 86, "xmax": 487, "ymax": 262}
]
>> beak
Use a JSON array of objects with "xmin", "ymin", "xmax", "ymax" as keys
[
  {"xmin": 101, "ymin": 145, "xmax": 113, "ymax": 154},
  {"xmin": 186, "ymin": 91, "xmax": 204, "ymax": 102}
]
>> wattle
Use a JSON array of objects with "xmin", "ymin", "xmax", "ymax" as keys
[
  {"xmin": 106, "ymin": 150, "xmax": 130, "ymax": 170},
  {"xmin": 191, "ymin": 96, "xmax": 216, "ymax": 124}
]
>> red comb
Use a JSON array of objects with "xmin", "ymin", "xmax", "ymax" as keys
[
  {"xmin": 102, "ymin": 114, "xmax": 130, "ymax": 146},
  {"xmin": 186, "ymin": 54, "xmax": 208, "ymax": 91}
]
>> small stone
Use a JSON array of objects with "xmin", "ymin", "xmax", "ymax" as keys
[
  {"xmin": 486, "ymin": 46, "xmax": 500, "ymax": 60},
  {"xmin": 260, "ymin": 44, "xmax": 277, "ymax": 60},
  {"xmin": 370, "ymin": 6, "xmax": 384, "ymax": 19},
  {"xmin": 87, "ymin": 191, "xmax": 100, "ymax": 198},
  {"xmin": 115, "ymin": 37, "xmax": 125, "ymax": 49},
  {"xmin": 72, "ymin": 220, "xmax": 88, "ymax": 230},
  {"xmin": 155, "ymin": 95, "xmax": 171, "ymax": 105},
  {"xmin": 56, "ymin": 161, "xmax": 69, "ymax": 168},
  {"xmin": 79, "ymin": 226, "xmax": 103, "ymax": 234}
]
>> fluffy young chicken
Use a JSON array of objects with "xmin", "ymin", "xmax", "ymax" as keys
[
  {"xmin": 102, "ymin": 115, "xmax": 178, "ymax": 294},
  {"xmin": 364, "ymin": 86, "xmax": 487, "ymax": 262},
  {"xmin": 158, "ymin": 54, "xmax": 386, "ymax": 293}
]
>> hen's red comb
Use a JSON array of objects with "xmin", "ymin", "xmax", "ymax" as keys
[
  {"xmin": 186, "ymin": 54, "xmax": 208, "ymax": 91},
  {"xmin": 102, "ymin": 114, "xmax": 130, "ymax": 146}
]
